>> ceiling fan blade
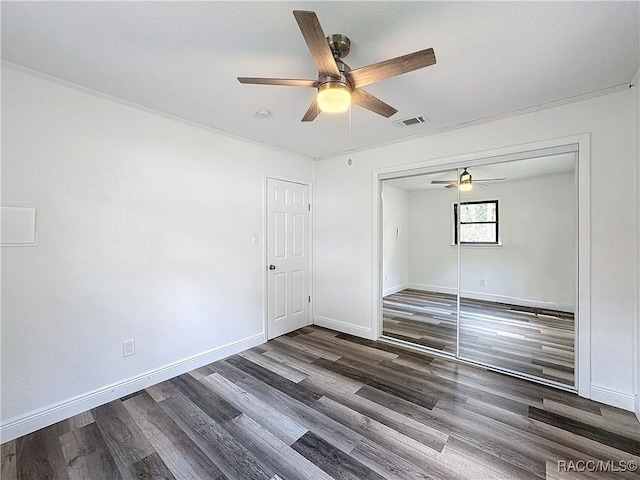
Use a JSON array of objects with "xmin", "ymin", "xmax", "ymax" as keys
[
  {"xmin": 351, "ymin": 89, "xmax": 397, "ymax": 118},
  {"xmin": 301, "ymin": 97, "xmax": 320, "ymax": 122},
  {"xmin": 444, "ymin": 184, "xmax": 457, "ymax": 189},
  {"xmin": 431, "ymin": 180, "xmax": 457, "ymax": 184},
  {"xmin": 346, "ymin": 48, "xmax": 436, "ymax": 88},
  {"xmin": 474, "ymin": 178, "xmax": 507, "ymax": 182},
  {"xmin": 238, "ymin": 77, "xmax": 318, "ymax": 87},
  {"xmin": 293, "ymin": 10, "xmax": 341, "ymax": 78}
]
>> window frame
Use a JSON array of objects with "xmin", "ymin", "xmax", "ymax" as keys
[{"xmin": 453, "ymin": 199, "xmax": 500, "ymax": 245}]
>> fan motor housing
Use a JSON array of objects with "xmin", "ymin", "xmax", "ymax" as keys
[{"xmin": 327, "ymin": 34, "xmax": 350, "ymax": 58}]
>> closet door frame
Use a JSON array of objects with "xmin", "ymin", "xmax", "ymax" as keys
[{"xmin": 373, "ymin": 135, "xmax": 590, "ymax": 398}]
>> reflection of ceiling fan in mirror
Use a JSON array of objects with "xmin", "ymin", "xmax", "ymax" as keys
[
  {"xmin": 431, "ymin": 168, "xmax": 506, "ymax": 191},
  {"xmin": 237, "ymin": 10, "xmax": 436, "ymax": 122}
]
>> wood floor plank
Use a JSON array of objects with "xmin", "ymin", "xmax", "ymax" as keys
[
  {"xmin": 266, "ymin": 338, "xmax": 324, "ymax": 364},
  {"xmin": 66, "ymin": 411, "xmax": 95, "ymax": 432},
  {"xmin": 1, "ymin": 440, "xmax": 17, "ymax": 480},
  {"xmin": 355, "ymin": 384, "xmax": 439, "ymax": 424},
  {"xmin": 312, "ymin": 357, "xmax": 439, "ymax": 410},
  {"xmin": 291, "ymin": 431, "xmax": 387, "ymax": 480},
  {"xmin": 235, "ymin": 372, "xmax": 363, "ymax": 453},
  {"xmin": 263, "ymin": 348, "xmax": 365, "ymax": 394},
  {"xmin": 92, "ymin": 400, "xmax": 156, "ymax": 474},
  {"xmin": 59, "ymin": 423, "xmax": 121, "ymax": 480},
  {"xmin": 226, "ymin": 355, "xmax": 322, "ymax": 406},
  {"xmin": 293, "ymin": 331, "xmax": 399, "ymax": 364},
  {"xmin": 460, "ymin": 395, "xmax": 640, "ymax": 473},
  {"xmin": 272, "ymin": 335, "xmax": 342, "ymax": 361},
  {"xmin": 123, "ymin": 391, "xmax": 226, "ymax": 480},
  {"xmin": 223, "ymin": 414, "xmax": 333, "ymax": 480},
  {"xmin": 436, "ymin": 398, "xmax": 640, "ymax": 480},
  {"xmin": 528, "ymin": 407, "xmax": 640, "ymax": 456},
  {"xmin": 335, "ymin": 333, "xmax": 438, "ymax": 365},
  {"xmin": 441, "ymin": 436, "xmax": 544, "ymax": 480},
  {"xmin": 375, "ymin": 358, "xmax": 531, "ymax": 415},
  {"xmin": 312, "ymin": 395, "xmax": 447, "ymax": 461},
  {"xmin": 16, "ymin": 422, "xmax": 70, "ymax": 480},
  {"xmin": 542, "ymin": 398, "xmax": 640, "ymax": 441},
  {"xmin": 238, "ymin": 349, "xmax": 309, "ymax": 383},
  {"xmin": 127, "ymin": 452, "xmax": 175, "ymax": 480},
  {"xmin": 301, "ymin": 375, "xmax": 448, "ymax": 452},
  {"xmin": 601, "ymin": 405, "xmax": 640, "ymax": 429},
  {"xmin": 349, "ymin": 437, "xmax": 470, "ymax": 480},
  {"xmin": 207, "ymin": 359, "xmax": 254, "ymax": 384},
  {"xmin": 159, "ymin": 392, "xmax": 274, "ymax": 480},
  {"xmin": 169, "ymin": 373, "xmax": 241, "ymax": 424},
  {"xmin": 431, "ymin": 402, "xmax": 548, "ymax": 477},
  {"xmin": 199, "ymin": 372, "xmax": 308, "ymax": 445},
  {"xmin": 145, "ymin": 381, "xmax": 180, "ymax": 403}
]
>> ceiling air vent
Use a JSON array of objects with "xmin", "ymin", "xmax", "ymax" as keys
[{"xmin": 393, "ymin": 116, "xmax": 429, "ymax": 128}]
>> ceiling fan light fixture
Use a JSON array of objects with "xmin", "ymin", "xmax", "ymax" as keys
[
  {"xmin": 459, "ymin": 169, "xmax": 473, "ymax": 192},
  {"xmin": 317, "ymin": 81, "xmax": 351, "ymax": 113}
]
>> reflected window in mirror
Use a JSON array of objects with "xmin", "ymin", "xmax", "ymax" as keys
[{"xmin": 453, "ymin": 200, "xmax": 499, "ymax": 245}]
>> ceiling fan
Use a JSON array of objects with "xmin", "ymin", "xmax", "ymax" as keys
[
  {"xmin": 237, "ymin": 10, "xmax": 436, "ymax": 122},
  {"xmin": 431, "ymin": 168, "xmax": 506, "ymax": 191}
]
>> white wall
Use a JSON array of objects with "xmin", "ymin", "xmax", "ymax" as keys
[
  {"xmin": 382, "ymin": 184, "xmax": 408, "ymax": 296},
  {"xmin": 314, "ymin": 88, "xmax": 637, "ymax": 410},
  {"xmin": 0, "ymin": 67, "xmax": 312, "ymax": 440},
  {"xmin": 406, "ymin": 172, "xmax": 576, "ymax": 312},
  {"xmin": 406, "ymin": 186, "xmax": 455, "ymax": 296}
]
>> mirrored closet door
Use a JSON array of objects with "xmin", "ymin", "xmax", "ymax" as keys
[
  {"xmin": 382, "ymin": 168, "xmax": 460, "ymax": 355},
  {"xmin": 381, "ymin": 152, "xmax": 577, "ymax": 388}
]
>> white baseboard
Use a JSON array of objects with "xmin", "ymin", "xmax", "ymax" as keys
[
  {"xmin": 313, "ymin": 315, "xmax": 375, "ymax": 340},
  {"xmin": 407, "ymin": 283, "xmax": 456, "ymax": 295},
  {"xmin": 590, "ymin": 385, "xmax": 635, "ymax": 412},
  {"xmin": 383, "ymin": 283, "xmax": 408, "ymax": 297},
  {"xmin": 407, "ymin": 283, "xmax": 575, "ymax": 313},
  {"xmin": 0, "ymin": 333, "xmax": 265, "ymax": 443}
]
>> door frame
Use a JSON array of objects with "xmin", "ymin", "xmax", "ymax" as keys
[
  {"xmin": 372, "ymin": 134, "xmax": 591, "ymax": 398},
  {"xmin": 263, "ymin": 174, "xmax": 313, "ymax": 341}
]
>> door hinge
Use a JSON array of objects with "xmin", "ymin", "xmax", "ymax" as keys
[
  {"xmin": 308, "ymin": 203, "xmax": 311, "ymax": 212},
  {"xmin": 308, "ymin": 295, "xmax": 311, "ymax": 303}
]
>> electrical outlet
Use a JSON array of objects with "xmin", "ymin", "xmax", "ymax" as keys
[
  {"xmin": 480, "ymin": 278, "xmax": 486, "ymax": 286},
  {"xmin": 123, "ymin": 339, "xmax": 135, "ymax": 357}
]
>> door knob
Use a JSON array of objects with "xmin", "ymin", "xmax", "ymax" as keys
[{"xmin": 269, "ymin": 264, "xmax": 276, "ymax": 270}]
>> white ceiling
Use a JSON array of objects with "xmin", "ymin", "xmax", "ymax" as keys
[{"xmin": 2, "ymin": 2, "xmax": 638, "ymax": 160}]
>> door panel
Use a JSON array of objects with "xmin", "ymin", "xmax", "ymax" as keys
[
  {"xmin": 292, "ymin": 214, "xmax": 305, "ymax": 256},
  {"xmin": 267, "ymin": 178, "xmax": 310, "ymax": 339},
  {"xmin": 274, "ymin": 212, "xmax": 287, "ymax": 258},
  {"xmin": 273, "ymin": 271, "xmax": 287, "ymax": 321},
  {"xmin": 292, "ymin": 269, "xmax": 304, "ymax": 314}
]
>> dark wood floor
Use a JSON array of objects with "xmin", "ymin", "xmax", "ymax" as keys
[
  {"xmin": 383, "ymin": 289, "xmax": 575, "ymax": 386},
  {"xmin": 3, "ymin": 326, "xmax": 638, "ymax": 480}
]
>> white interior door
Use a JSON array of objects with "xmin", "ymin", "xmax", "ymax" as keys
[{"xmin": 266, "ymin": 178, "xmax": 310, "ymax": 339}]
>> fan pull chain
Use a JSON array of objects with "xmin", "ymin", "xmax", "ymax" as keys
[
  {"xmin": 316, "ymin": 103, "xmax": 320, "ymax": 157},
  {"xmin": 348, "ymin": 101, "xmax": 352, "ymax": 152}
]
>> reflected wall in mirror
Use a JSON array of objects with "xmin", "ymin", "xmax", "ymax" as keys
[
  {"xmin": 381, "ymin": 153, "xmax": 577, "ymax": 387},
  {"xmin": 382, "ymin": 169, "xmax": 459, "ymax": 355}
]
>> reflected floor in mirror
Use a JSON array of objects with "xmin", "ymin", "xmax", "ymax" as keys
[{"xmin": 383, "ymin": 289, "xmax": 574, "ymax": 386}]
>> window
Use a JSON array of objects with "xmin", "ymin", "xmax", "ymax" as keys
[{"xmin": 453, "ymin": 200, "xmax": 499, "ymax": 244}]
